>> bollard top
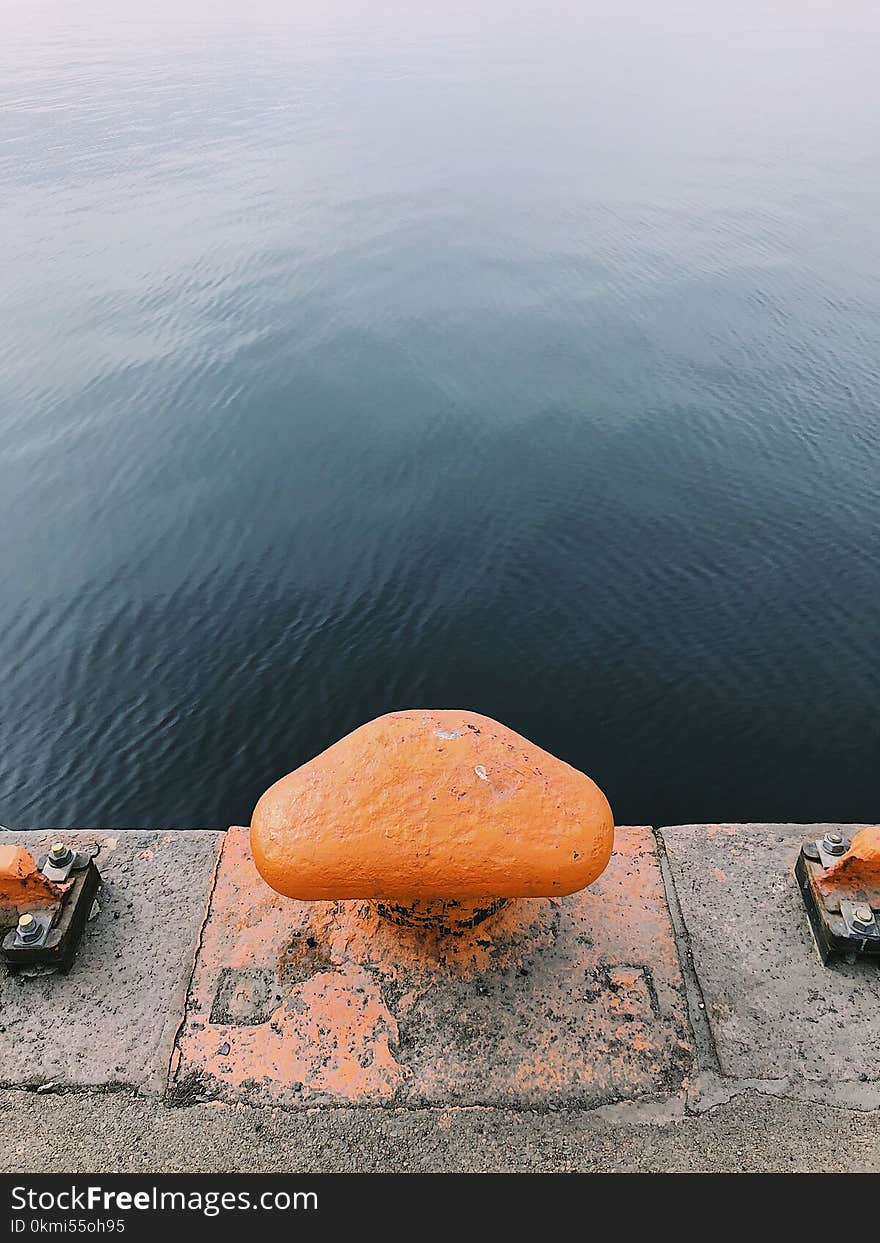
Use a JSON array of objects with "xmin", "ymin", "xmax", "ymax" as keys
[{"xmin": 250, "ymin": 709, "xmax": 614, "ymax": 902}]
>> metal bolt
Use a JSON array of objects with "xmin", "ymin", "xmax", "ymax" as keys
[
  {"xmin": 49, "ymin": 841, "xmax": 73, "ymax": 865},
  {"xmin": 17, "ymin": 913, "xmax": 42, "ymax": 943},
  {"xmin": 822, "ymin": 832, "xmax": 846, "ymax": 855},
  {"xmin": 855, "ymin": 905, "xmax": 873, "ymax": 924}
]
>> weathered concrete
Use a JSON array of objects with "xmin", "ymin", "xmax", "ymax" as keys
[
  {"xmin": 0, "ymin": 831, "xmax": 223, "ymax": 1095},
  {"xmin": 661, "ymin": 824, "xmax": 880, "ymax": 1101},
  {"xmin": 174, "ymin": 826, "xmax": 692, "ymax": 1109},
  {"xmin": 4, "ymin": 819, "xmax": 880, "ymax": 1155},
  {"xmin": 1, "ymin": 1087, "xmax": 878, "ymax": 1174}
]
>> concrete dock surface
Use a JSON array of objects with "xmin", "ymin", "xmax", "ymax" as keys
[
  {"xmin": 1, "ymin": 824, "xmax": 878, "ymax": 1173},
  {"xmin": 2, "ymin": 1088, "xmax": 879, "ymax": 1174}
]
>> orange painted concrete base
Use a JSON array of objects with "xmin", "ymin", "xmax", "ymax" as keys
[{"xmin": 173, "ymin": 827, "xmax": 692, "ymax": 1109}]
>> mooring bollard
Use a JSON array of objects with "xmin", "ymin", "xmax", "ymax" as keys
[{"xmin": 250, "ymin": 709, "xmax": 614, "ymax": 930}]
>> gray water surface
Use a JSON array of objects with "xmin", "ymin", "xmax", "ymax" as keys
[{"xmin": 2, "ymin": 0, "xmax": 879, "ymax": 828}]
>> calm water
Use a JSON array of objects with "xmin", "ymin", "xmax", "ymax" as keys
[{"xmin": 2, "ymin": 0, "xmax": 879, "ymax": 830}]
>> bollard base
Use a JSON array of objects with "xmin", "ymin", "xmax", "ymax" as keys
[
  {"xmin": 371, "ymin": 897, "xmax": 507, "ymax": 930},
  {"xmin": 173, "ymin": 827, "xmax": 692, "ymax": 1110}
]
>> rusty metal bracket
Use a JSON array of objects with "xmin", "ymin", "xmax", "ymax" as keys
[
  {"xmin": 1, "ymin": 847, "xmax": 101, "ymax": 974},
  {"xmin": 796, "ymin": 828, "xmax": 880, "ymax": 965}
]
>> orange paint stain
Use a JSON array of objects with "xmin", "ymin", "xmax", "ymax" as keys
[
  {"xmin": 174, "ymin": 827, "xmax": 692, "ymax": 1109},
  {"xmin": 183, "ymin": 965, "xmax": 404, "ymax": 1104}
]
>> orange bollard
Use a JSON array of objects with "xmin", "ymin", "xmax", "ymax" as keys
[{"xmin": 251, "ymin": 710, "xmax": 614, "ymax": 923}]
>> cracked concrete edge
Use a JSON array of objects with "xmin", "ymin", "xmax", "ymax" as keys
[
  {"xmin": 162, "ymin": 834, "xmax": 227, "ymax": 1097},
  {"xmin": 686, "ymin": 1070, "xmax": 880, "ymax": 1114},
  {"xmin": 652, "ymin": 829, "xmax": 720, "ymax": 1080},
  {"xmin": 136, "ymin": 831, "xmax": 226, "ymax": 1097},
  {"xmin": 127, "ymin": 830, "xmax": 227, "ymax": 1098},
  {"xmin": 651, "ymin": 829, "xmax": 756, "ymax": 1118},
  {"xmin": 7, "ymin": 1077, "xmax": 879, "ymax": 1130},
  {"xmin": 166, "ymin": 827, "xmax": 240, "ymax": 1096}
]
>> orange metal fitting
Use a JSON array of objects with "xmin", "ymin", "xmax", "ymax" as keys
[
  {"xmin": 0, "ymin": 845, "xmax": 62, "ymax": 924},
  {"xmin": 796, "ymin": 825, "xmax": 880, "ymax": 963},
  {"xmin": 250, "ymin": 710, "xmax": 614, "ymax": 923},
  {"xmin": 818, "ymin": 825, "xmax": 880, "ymax": 904}
]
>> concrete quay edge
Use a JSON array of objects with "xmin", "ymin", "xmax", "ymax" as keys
[{"xmin": 1, "ymin": 823, "xmax": 878, "ymax": 1126}]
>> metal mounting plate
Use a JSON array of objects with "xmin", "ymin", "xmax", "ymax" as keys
[
  {"xmin": 796, "ymin": 848, "xmax": 880, "ymax": 965},
  {"xmin": 1, "ymin": 860, "xmax": 101, "ymax": 973}
]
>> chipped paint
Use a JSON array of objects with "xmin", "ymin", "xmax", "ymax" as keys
[
  {"xmin": 182, "ymin": 964, "xmax": 405, "ymax": 1102},
  {"xmin": 818, "ymin": 825, "xmax": 880, "ymax": 904},
  {"xmin": 174, "ymin": 826, "xmax": 691, "ymax": 1109},
  {"xmin": 0, "ymin": 845, "xmax": 62, "ymax": 923}
]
